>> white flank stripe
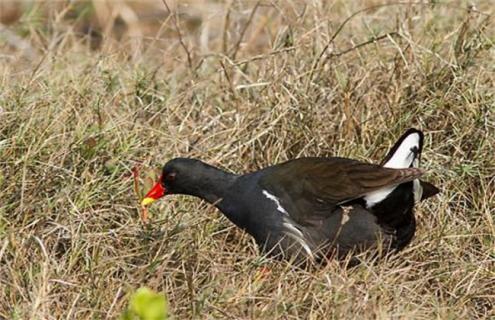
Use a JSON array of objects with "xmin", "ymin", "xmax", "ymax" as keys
[
  {"xmin": 413, "ymin": 179, "xmax": 422, "ymax": 203},
  {"xmin": 284, "ymin": 222, "xmax": 313, "ymax": 258},
  {"xmin": 283, "ymin": 222, "xmax": 304, "ymax": 238},
  {"xmin": 262, "ymin": 190, "xmax": 289, "ymax": 215},
  {"xmin": 364, "ymin": 186, "xmax": 396, "ymax": 207},
  {"xmin": 263, "ymin": 190, "xmax": 313, "ymax": 258}
]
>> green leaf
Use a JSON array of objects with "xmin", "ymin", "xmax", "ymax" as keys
[{"xmin": 122, "ymin": 287, "xmax": 168, "ymax": 320}]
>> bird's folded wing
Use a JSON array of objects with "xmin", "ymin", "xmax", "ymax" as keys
[{"xmin": 259, "ymin": 157, "xmax": 424, "ymax": 225}]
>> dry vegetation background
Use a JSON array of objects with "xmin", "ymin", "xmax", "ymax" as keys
[{"xmin": 1, "ymin": 0, "xmax": 494, "ymax": 319}]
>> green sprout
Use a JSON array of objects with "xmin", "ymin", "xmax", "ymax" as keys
[{"xmin": 121, "ymin": 287, "xmax": 168, "ymax": 320}]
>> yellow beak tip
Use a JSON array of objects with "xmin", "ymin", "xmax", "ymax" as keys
[{"xmin": 141, "ymin": 197, "xmax": 156, "ymax": 206}]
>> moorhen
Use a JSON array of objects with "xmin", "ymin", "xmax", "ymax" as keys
[{"xmin": 141, "ymin": 128, "xmax": 439, "ymax": 263}]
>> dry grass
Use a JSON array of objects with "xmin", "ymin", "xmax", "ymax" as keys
[{"xmin": 1, "ymin": 1, "xmax": 494, "ymax": 319}]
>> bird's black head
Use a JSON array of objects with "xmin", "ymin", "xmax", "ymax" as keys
[
  {"xmin": 141, "ymin": 158, "xmax": 235, "ymax": 206},
  {"xmin": 161, "ymin": 158, "xmax": 212, "ymax": 195}
]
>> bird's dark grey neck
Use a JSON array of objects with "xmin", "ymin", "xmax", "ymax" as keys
[{"xmin": 182, "ymin": 164, "xmax": 238, "ymax": 206}]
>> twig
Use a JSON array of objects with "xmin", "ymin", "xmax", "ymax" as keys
[
  {"xmin": 132, "ymin": 165, "xmax": 141, "ymax": 200},
  {"xmin": 231, "ymin": 1, "xmax": 261, "ymax": 60},
  {"xmin": 326, "ymin": 32, "xmax": 400, "ymax": 60},
  {"xmin": 161, "ymin": 0, "xmax": 193, "ymax": 70},
  {"xmin": 219, "ymin": 59, "xmax": 237, "ymax": 100},
  {"xmin": 132, "ymin": 165, "xmax": 149, "ymax": 223},
  {"xmin": 222, "ymin": 0, "xmax": 233, "ymax": 54},
  {"xmin": 232, "ymin": 46, "xmax": 296, "ymax": 66}
]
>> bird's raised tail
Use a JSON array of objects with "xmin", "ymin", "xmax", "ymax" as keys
[
  {"xmin": 380, "ymin": 128, "xmax": 423, "ymax": 169},
  {"xmin": 383, "ymin": 128, "xmax": 439, "ymax": 201},
  {"xmin": 364, "ymin": 128, "xmax": 439, "ymax": 250},
  {"xmin": 364, "ymin": 128, "xmax": 439, "ymax": 207}
]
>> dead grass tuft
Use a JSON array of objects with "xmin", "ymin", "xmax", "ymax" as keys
[{"xmin": 0, "ymin": 1, "xmax": 494, "ymax": 319}]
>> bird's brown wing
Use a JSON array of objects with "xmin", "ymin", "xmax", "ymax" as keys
[{"xmin": 259, "ymin": 157, "xmax": 424, "ymax": 225}]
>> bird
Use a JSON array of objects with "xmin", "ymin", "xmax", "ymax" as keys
[{"xmin": 141, "ymin": 128, "xmax": 439, "ymax": 264}]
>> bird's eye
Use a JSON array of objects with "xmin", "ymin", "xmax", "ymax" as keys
[{"xmin": 164, "ymin": 172, "xmax": 176, "ymax": 182}]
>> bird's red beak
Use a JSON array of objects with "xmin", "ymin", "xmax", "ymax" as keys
[{"xmin": 141, "ymin": 178, "xmax": 166, "ymax": 206}]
